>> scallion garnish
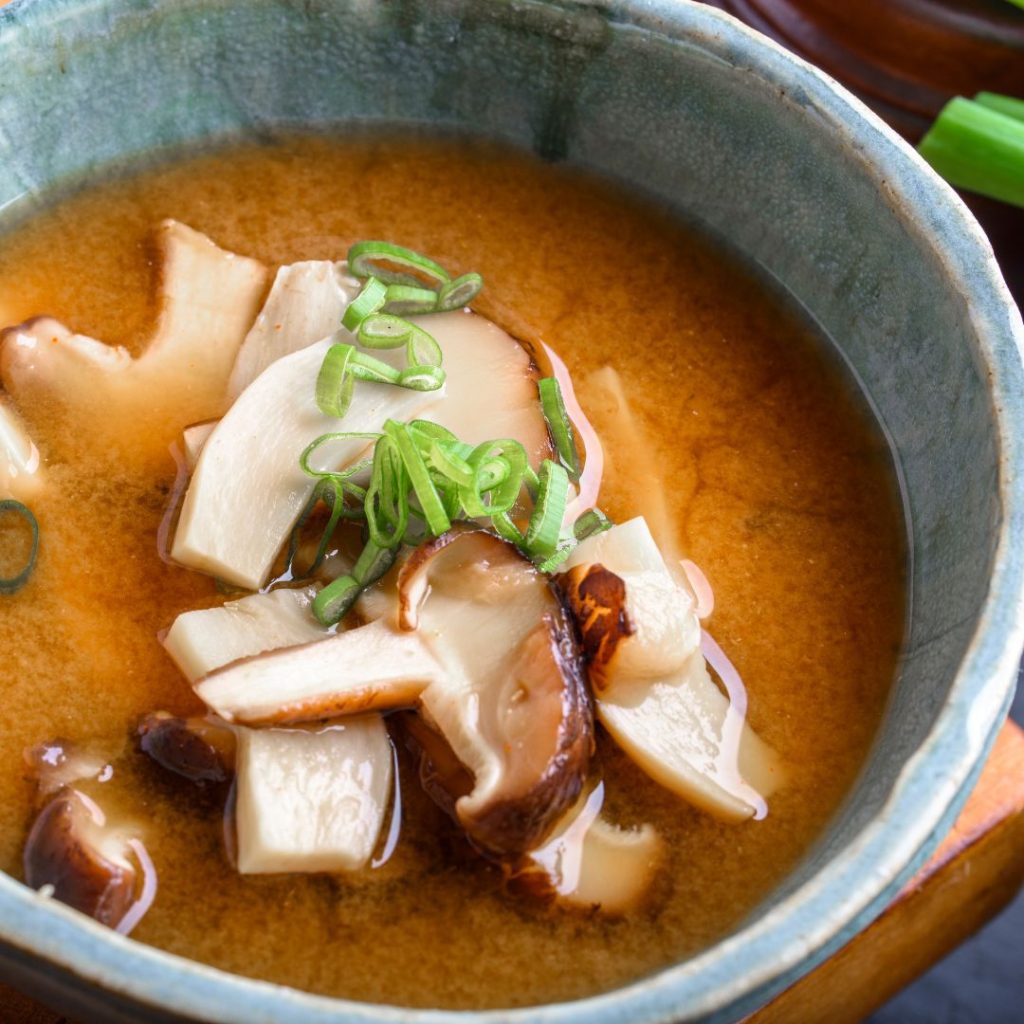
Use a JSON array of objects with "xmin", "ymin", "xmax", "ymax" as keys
[
  {"xmin": 538, "ymin": 377, "xmax": 581, "ymax": 480},
  {"xmin": 0, "ymin": 499, "xmax": 39, "ymax": 594},
  {"xmin": 348, "ymin": 241, "xmax": 451, "ymax": 289},
  {"xmin": 317, "ymin": 242, "xmax": 485, "ymax": 420},
  {"xmin": 573, "ymin": 508, "xmax": 612, "ymax": 541},
  {"xmin": 918, "ymin": 92, "xmax": 1024, "ymax": 209}
]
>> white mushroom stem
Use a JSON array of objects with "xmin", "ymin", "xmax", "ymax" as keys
[
  {"xmin": 560, "ymin": 517, "xmax": 784, "ymax": 821},
  {"xmin": 0, "ymin": 396, "xmax": 42, "ymax": 500},
  {"xmin": 181, "ymin": 420, "xmax": 217, "ymax": 472},
  {"xmin": 234, "ymin": 719, "xmax": 394, "ymax": 874},
  {"xmin": 162, "ymin": 586, "xmax": 330, "ymax": 684},
  {"xmin": 227, "ymin": 260, "xmax": 360, "ymax": 398}
]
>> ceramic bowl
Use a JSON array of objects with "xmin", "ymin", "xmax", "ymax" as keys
[{"xmin": 0, "ymin": 1, "xmax": 1022, "ymax": 1021}]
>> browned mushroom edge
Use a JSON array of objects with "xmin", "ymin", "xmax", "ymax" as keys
[
  {"xmin": 138, "ymin": 712, "xmax": 237, "ymax": 786},
  {"xmin": 553, "ymin": 562, "xmax": 634, "ymax": 694},
  {"xmin": 396, "ymin": 529, "xmax": 595, "ymax": 858},
  {"xmin": 22, "ymin": 788, "xmax": 153, "ymax": 932}
]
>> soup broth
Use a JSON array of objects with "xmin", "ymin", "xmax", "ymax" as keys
[{"xmin": 0, "ymin": 136, "xmax": 905, "ymax": 1009}]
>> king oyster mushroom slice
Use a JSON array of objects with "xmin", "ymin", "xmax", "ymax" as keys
[
  {"xmin": 23, "ymin": 788, "xmax": 154, "ymax": 933},
  {"xmin": 162, "ymin": 586, "xmax": 330, "ymax": 685},
  {"xmin": 159, "ymin": 586, "xmax": 395, "ymax": 873},
  {"xmin": 0, "ymin": 396, "xmax": 42, "ymax": 501},
  {"xmin": 227, "ymin": 260, "xmax": 360, "ymax": 397},
  {"xmin": 171, "ymin": 309, "xmax": 549, "ymax": 591},
  {"xmin": 559, "ymin": 517, "xmax": 784, "ymax": 822},
  {"xmin": 196, "ymin": 529, "xmax": 593, "ymax": 857},
  {"xmin": 234, "ymin": 718, "xmax": 393, "ymax": 874},
  {"xmin": 510, "ymin": 786, "xmax": 664, "ymax": 915},
  {"xmin": 0, "ymin": 222, "xmax": 267, "ymax": 430}
]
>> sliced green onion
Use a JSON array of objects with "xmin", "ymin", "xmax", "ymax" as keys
[
  {"xmin": 351, "ymin": 537, "xmax": 396, "ymax": 587},
  {"xmin": 918, "ymin": 96, "xmax": 1024, "ymax": 209},
  {"xmin": 299, "ymin": 432, "xmax": 380, "ymax": 480},
  {"xmin": 316, "ymin": 343, "xmax": 358, "ymax": 417},
  {"xmin": 313, "ymin": 574, "xmax": 362, "ymax": 625},
  {"xmin": 460, "ymin": 439, "xmax": 527, "ymax": 517},
  {"xmin": 436, "ymin": 272, "xmax": 484, "ymax": 312},
  {"xmin": 573, "ymin": 507, "xmax": 613, "ymax": 541},
  {"xmin": 365, "ymin": 436, "xmax": 408, "ymax": 549},
  {"xmin": 348, "ymin": 241, "xmax": 451, "ymax": 288},
  {"xmin": 975, "ymin": 92, "xmax": 1024, "ymax": 125},
  {"xmin": 537, "ymin": 542, "xmax": 575, "ymax": 574},
  {"xmin": 0, "ymin": 500, "xmax": 39, "ymax": 594},
  {"xmin": 349, "ymin": 351, "xmax": 402, "ymax": 386},
  {"xmin": 398, "ymin": 365, "xmax": 446, "ymax": 391},
  {"xmin": 385, "ymin": 420, "xmax": 451, "ymax": 536},
  {"xmin": 384, "ymin": 284, "xmax": 442, "ymax": 316},
  {"xmin": 405, "ymin": 325, "xmax": 443, "ymax": 367},
  {"xmin": 524, "ymin": 460, "xmax": 569, "ymax": 558},
  {"xmin": 538, "ymin": 377, "xmax": 581, "ymax": 480},
  {"xmin": 342, "ymin": 277, "xmax": 388, "ymax": 331},
  {"xmin": 357, "ymin": 314, "xmax": 414, "ymax": 350}
]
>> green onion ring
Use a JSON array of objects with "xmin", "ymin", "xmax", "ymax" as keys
[
  {"xmin": 348, "ymin": 241, "xmax": 451, "ymax": 288},
  {"xmin": 0, "ymin": 500, "xmax": 39, "ymax": 595},
  {"xmin": 342, "ymin": 277, "xmax": 388, "ymax": 331},
  {"xmin": 383, "ymin": 284, "xmax": 442, "ymax": 317},
  {"xmin": 397, "ymin": 365, "xmax": 446, "ymax": 392},
  {"xmin": 316, "ymin": 344, "xmax": 358, "ymax": 418},
  {"xmin": 357, "ymin": 314, "xmax": 414, "ymax": 350},
  {"xmin": 573, "ymin": 507, "xmax": 613, "ymax": 541},
  {"xmin": 524, "ymin": 460, "xmax": 569, "ymax": 558},
  {"xmin": 312, "ymin": 574, "xmax": 362, "ymax": 626},
  {"xmin": 436, "ymin": 272, "xmax": 484, "ymax": 312},
  {"xmin": 538, "ymin": 377, "xmax": 581, "ymax": 480}
]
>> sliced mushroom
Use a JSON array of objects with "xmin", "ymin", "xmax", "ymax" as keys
[
  {"xmin": 411, "ymin": 311, "xmax": 551, "ymax": 467},
  {"xmin": 234, "ymin": 718, "xmax": 393, "ymax": 874},
  {"xmin": 0, "ymin": 222, "xmax": 267, "ymax": 435},
  {"xmin": 162, "ymin": 586, "xmax": 330, "ymax": 684},
  {"xmin": 227, "ymin": 260, "xmax": 360, "ymax": 397},
  {"xmin": 23, "ymin": 788, "xmax": 155, "ymax": 934},
  {"xmin": 195, "ymin": 617, "xmax": 444, "ymax": 722},
  {"xmin": 559, "ymin": 517, "xmax": 784, "ymax": 821},
  {"xmin": 138, "ymin": 712, "xmax": 236, "ymax": 785},
  {"xmin": 171, "ymin": 338, "xmax": 432, "ymax": 589},
  {"xmin": 196, "ymin": 530, "xmax": 593, "ymax": 857},
  {"xmin": 172, "ymin": 310, "xmax": 549, "ymax": 591},
  {"xmin": 509, "ymin": 785, "xmax": 664, "ymax": 915},
  {"xmin": 0, "ymin": 396, "xmax": 42, "ymax": 501}
]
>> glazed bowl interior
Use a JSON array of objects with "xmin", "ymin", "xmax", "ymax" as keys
[{"xmin": 0, "ymin": 1, "xmax": 1022, "ymax": 1022}]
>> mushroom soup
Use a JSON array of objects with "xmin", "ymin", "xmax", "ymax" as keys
[{"xmin": 0, "ymin": 136, "xmax": 905, "ymax": 1009}]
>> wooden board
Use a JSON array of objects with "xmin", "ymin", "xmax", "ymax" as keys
[{"xmin": 4, "ymin": 719, "xmax": 1021, "ymax": 1023}]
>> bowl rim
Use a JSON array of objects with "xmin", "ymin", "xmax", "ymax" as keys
[{"xmin": 1, "ymin": 0, "xmax": 1022, "ymax": 1021}]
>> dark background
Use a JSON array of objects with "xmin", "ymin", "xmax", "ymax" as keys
[{"xmin": 869, "ymin": 680, "xmax": 1023, "ymax": 1024}]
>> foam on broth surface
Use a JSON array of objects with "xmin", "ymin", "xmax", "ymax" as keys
[{"xmin": 0, "ymin": 136, "xmax": 905, "ymax": 1009}]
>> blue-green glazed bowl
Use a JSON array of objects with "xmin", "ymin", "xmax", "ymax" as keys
[{"xmin": 1, "ymin": 1, "xmax": 1022, "ymax": 1021}]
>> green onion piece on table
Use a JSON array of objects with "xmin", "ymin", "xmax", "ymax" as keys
[
  {"xmin": 538, "ymin": 377, "xmax": 581, "ymax": 480},
  {"xmin": 0, "ymin": 499, "xmax": 40, "ymax": 595},
  {"xmin": 975, "ymin": 91, "xmax": 1024, "ymax": 125},
  {"xmin": 918, "ymin": 95, "xmax": 1024, "ymax": 209}
]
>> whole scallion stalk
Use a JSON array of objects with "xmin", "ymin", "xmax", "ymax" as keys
[{"xmin": 918, "ymin": 93, "xmax": 1024, "ymax": 209}]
